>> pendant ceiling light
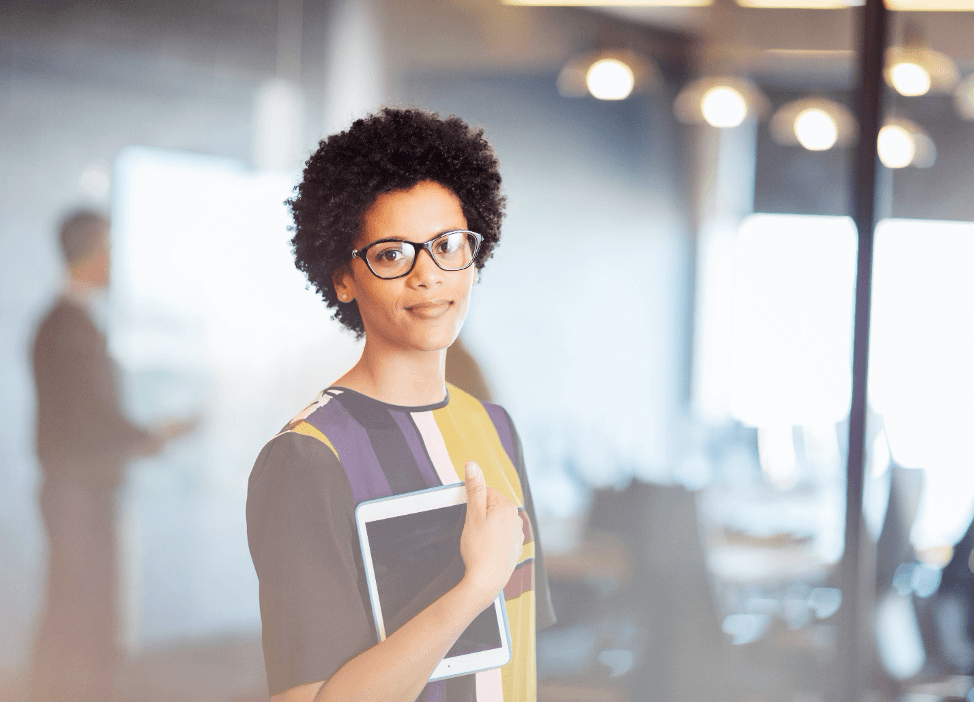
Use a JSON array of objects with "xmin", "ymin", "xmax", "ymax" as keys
[
  {"xmin": 770, "ymin": 97, "xmax": 857, "ymax": 152},
  {"xmin": 735, "ymin": 0, "xmax": 861, "ymax": 7},
  {"xmin": 674, "ymin": 76, "xmax": 768, "ymax": 129},
  {"xmin": 877, "ymin": 118, "xmax": 936, "ymax": 169},
  {"xmin": 558, "ymin": 49, "xmax": 659, "ymax": 101},
  {"xmin": 887, "ymin": 0, "xmax": 974, "ymax": 10},
  {"xmin": 505, "ymin": 0, "xmax": 712, "ymax": 5},
  {"xmin": 884, "ymin": 25, "xmax": 959, "ymax": 98}
]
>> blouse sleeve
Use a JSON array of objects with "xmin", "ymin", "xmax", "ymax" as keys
[
  {"xmin": 506, "ymin": 412, "xmax": 558, "ymax": 631},
  {"xmin": 246, "ymin": 431, "xmax": 375, "ymax": 696}
]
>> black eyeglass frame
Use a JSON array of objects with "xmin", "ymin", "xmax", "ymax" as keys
[{"xmin": 350, "ymin": 229, "xmax": 484, "ymax": 280}]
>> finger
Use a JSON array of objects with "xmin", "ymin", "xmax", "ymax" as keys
[
  {"xmin": 464, "ymin": 462, "xmax": 486, "ymax": 524},
  {"xmin": 485, "ymin": 487, "xmax": 514, "ymax": 512}
]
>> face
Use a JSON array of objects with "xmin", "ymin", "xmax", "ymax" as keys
[
  {"xmin": 72, "ymin": 227, "xmax": 111, "ymax": 289},
  {"xmin": 334, "ymin": 180, "xmax": 477, "ymax": 353}
]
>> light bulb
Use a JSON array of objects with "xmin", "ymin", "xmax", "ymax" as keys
[
  {"xmin": 794, "ymin": 108, "xmax": 839, "ymax": 151},
  {"xmin": 701, "ymin": 86, "xmax": 748, "ymax": 128},
  {"xmin": 954, "ymin": 75, "xmax": 974, "ymax": 120},
  {"xmin": 878, "ymin": 125, "xmax": 916, "ymax": 168},
  {"xmin": 889, "ymin": 61, "xmax": 931, "ymax": 97},
  {"xmin": 585, "ymin": 59, "xmax": 635, "ymax": 101}
]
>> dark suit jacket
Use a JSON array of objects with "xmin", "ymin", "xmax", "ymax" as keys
[{"xmin": 32, "ymin": 297, "xmax": 149, "ymax": 487}]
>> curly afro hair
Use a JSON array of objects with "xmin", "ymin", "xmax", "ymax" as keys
[{"xmin": 288, "ymin": 107, "xmax": 506, "ymax": 338}]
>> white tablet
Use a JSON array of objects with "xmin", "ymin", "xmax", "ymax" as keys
[{"xmin": 355, "ymin": 483, "xmax": 512, "ymax": 681}]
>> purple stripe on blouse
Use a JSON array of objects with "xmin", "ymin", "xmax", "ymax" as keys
[
  {"xmin": 305, "ymin": 400, "xmax": 392, "ymax": 503},
  {"xmin": 390, "ymin": 410, "xmax": 441, "ymax": 488},
  {"xmin": 482, "ymin": 401, "xmax": 516, "ymax": 467},
  {"xmin": 421, "ymin": 680, "xmax": 445, "ymax": 702}
]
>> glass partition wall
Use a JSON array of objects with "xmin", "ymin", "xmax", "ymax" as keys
[
  {"xmin": 487, "ymin": 4, "xmax": 973, "ymax": 702},
  {"xmin": 860, "ymin": 8, "xmax": 974, "ymax": 702}
]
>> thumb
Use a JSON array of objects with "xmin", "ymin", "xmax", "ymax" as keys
[{"xmin": 464, "ymin": 461, "xmax": 486, "ymax": 524}]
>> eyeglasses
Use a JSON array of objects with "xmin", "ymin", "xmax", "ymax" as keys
[{"xmin": 351, "ymin": 230, "xmax": 483, "ymax": 280}]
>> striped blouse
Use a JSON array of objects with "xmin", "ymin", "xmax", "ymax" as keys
[{"xmin": 247, "ymin": 383, "xmax": 555, "ymax": 701}]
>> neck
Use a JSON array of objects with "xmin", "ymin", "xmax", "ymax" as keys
[
  {"xmin": 63, "ymin": 276, "xmax": 102, "ymax": 307},
  {"xmin": 335, "ymin": 339, "xmax": 448, "ymax": 407}
]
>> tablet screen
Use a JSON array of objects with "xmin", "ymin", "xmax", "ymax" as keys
[{"xmin": 365, "ymin": 503, "xmax": 503, "ymax": 657}]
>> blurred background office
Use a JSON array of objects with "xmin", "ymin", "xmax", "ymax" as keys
[{"xmin": 1, "ymin": 0, "xmax": 972, "ymax": 701}]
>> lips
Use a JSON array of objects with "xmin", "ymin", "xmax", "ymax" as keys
[
  {"xmin": 405, "ymin": 299, "xmax": 452, "ymax": 319},
  {"xmin": 406, "ymin": 298, "xmax": 451, "ymax": 310}
]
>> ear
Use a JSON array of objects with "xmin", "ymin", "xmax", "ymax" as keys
[{"xmin": 333, "ymin": 265, "xmax": 354, "ymax": 302}]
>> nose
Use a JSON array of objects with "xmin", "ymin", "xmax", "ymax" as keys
[{"xmin": 408, "ymin": 246, "xmax": 444, "ymax": 287}]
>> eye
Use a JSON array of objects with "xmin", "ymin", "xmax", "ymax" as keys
[
  {"xmin": 435, "ymin": 234, "xmax": 462, "ymax": 254},
  {"xmin": 373, "ymin": 244, "xmax": 406, "ymax": 262}
]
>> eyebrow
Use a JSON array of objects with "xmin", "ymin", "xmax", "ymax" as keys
[{"xmin": 362, "ymin": 229, "xmax": 467, "ymax": 246}]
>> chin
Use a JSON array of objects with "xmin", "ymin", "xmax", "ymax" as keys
[
  {"xmin": 369, "ymin": 305, "xmax": 468, "ymax": 352},
  {"xmin": 412, "ymin": 329, "xmax": 459, "ymax": 352},
  {"xmin": 406, "ymin": 309, "xmax": 467, "ymax": 349}
]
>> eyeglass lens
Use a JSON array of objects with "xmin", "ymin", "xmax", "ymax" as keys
[{"xmin": 366, "ymin": 231, "xmax": 478, "ymax": 279}]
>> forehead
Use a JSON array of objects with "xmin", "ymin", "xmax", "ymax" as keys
[{"xmin": 358, "ymin": 181, "xmax": 467, "ymax": 246}]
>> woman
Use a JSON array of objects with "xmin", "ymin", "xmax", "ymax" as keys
[{"xmin": 246, "ymin": 108, "xmax": 555, "ymax": 702}]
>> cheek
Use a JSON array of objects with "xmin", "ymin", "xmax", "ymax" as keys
[
  {"xmin": 356, "ymin": 282, "xmax": 405, "ymax": 324},
  {"xmin": 451, "ymin": 274, "xmax": 477, "ymax": 316},
  {"xmin": 463, "ymin": 268, "xmax": 478, "ymax": 297}
]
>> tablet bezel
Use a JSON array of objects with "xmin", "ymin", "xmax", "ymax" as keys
[{"xmin": 355, "ymin": 483, "xmax": 512, "ymax": 681}]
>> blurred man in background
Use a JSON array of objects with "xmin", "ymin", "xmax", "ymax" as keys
[{"xmin": 29, "ymin": 210, "xmax": 194, "ymax": 702}]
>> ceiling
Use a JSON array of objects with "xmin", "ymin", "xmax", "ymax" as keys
[
  {"xmin": 3, "ymin": 0, "xmax": 972, "ymax": 95},
  {"xmin": 600, "ymin": 2, "xmax": 974, "ymax": 81}
]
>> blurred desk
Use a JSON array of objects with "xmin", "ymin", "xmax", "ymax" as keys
[
  {"xmin": 538, "ymin": 681, "xmax": 628, "ymax": 702},
  {"xmin": 543, "ymin": 533, "xmax": 632, "ymax": 586},
  {"xmin": 707, "ymin": 541, "xmax": 833, "ymax": 586}
]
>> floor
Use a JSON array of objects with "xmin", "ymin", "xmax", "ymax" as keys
[{"xmin": 0, "ymin": 635, "xmax": 267, "ymax": 702}]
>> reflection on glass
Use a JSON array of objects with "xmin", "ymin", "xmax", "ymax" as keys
[
  {"xmin": 691, "ymin": 213, "xmax": 859, "ymax": 660},
  {"xmin": 869, "ymin": 219, "xmax": 974, "ymax": 554},
  {"xmin": 728, "ymin": 214, "xmax": 857, "ymax": 428}
]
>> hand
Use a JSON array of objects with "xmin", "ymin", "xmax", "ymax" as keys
[
  {"xmin": 134, "ymin": 416, "xmax": 202, "ymax": 458},
  {"xmin": 154, "ymin": 415, "xmax": 201, "ymax": 443},
  {"xmin": 459, "ymin": 461, "xmax": 524, "ymax": 609}
]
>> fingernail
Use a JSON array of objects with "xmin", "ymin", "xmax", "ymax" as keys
[{"xmin": 466, "ymin": 462, "xmax": 479, "ymax": 478}]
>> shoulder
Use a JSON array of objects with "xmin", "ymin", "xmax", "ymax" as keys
[
  {"xmin": 248, "ymin": 392, "xmax": 350, "ymax": 502},
  {"xmin": 445, "ymin": 382, "xmax": 514, "ymax": 426},
  {"xmin": 270, "ymin": 390, "xmax": 343, "ymax": 456},
  {"xmin": 33, "ymin": 299, "xmax": 95, "ymax": 348},
  {"xmin": 445, "ymin": 382, "xmax": 523, "ymax": 465},
  {"xmin": 41, "ymin": 298, "xmax": 91, "ymax": 328},
  {"xmin": 247, "ymin": 408, "xmax": 357, "ymax": 555}
]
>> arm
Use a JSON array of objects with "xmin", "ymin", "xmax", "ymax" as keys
[
  {"xmin": 32, "ymin": 303, "xmax": 152, "ymax": 468},
  {"xmin": 274, "ymin": 462, "xmax": 524, "ymax": 702}
]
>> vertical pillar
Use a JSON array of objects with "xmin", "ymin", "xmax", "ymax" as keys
[
  {"xmin": 840, "ymin": 0, "xmax": 889, "ymax": 699},
  {"xmin": 253, "ymin": 0, "xmax": 306, "ymax": 172}
]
